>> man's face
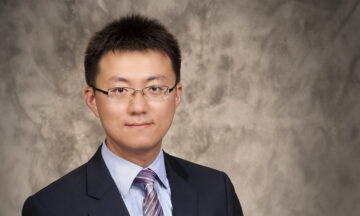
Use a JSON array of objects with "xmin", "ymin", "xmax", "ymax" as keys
[{"xmin": 84, "ymin": 50, "xmax": 181, "ymax": 160}]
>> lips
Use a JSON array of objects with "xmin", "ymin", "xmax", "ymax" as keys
[{"xmin": 125, "ymin": 122, "xmax": 153, "ymax": 129}]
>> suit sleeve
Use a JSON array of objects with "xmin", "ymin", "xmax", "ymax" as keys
[
  {"xmin": 22, "ymin": 195, "xmax": 51, "ymax": 216},
  {"xmin": 223, "ymin": 172, "xmax": 244, "ymax": 216}
]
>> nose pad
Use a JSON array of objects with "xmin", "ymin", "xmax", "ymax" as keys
[
  {"xmin": 130, "ymin": 89, "xmax": 145, "ymax": 98},
  {"xmin": 129, "ymin": 90, "xmax": 147, "ymax": 102}
]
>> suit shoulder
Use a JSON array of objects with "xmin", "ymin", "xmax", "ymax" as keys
[
  {"xmin": 30, "ymin": 162, "xmax": 87, "ymax": 200},
  {"xmin": 22, "ymin": 162, "xmax": 89, "ymax": 216}
]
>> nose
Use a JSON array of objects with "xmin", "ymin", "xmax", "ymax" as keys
[{"xmin": 127, "ymin": 90, "xmax": 148, "ymax": 115}]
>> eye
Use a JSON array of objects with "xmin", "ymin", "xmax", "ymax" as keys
[
  {"xmin": 149, "ymin": 85, "xmax": 163, "ymax": 92},
  {"xmin": 112, "ymin": 87, "xmax": 129, "ymax": 94}
]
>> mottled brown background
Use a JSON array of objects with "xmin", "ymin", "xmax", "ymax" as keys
[{"xmin": 1, "ymin": 0, "xmax": 360, "ymax": 215}]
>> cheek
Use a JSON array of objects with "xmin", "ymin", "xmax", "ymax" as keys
[
  {"xmin": 98, "ymin": 102, "xmax": 126, "ymax": 127},
  {"xmin": 151, "ymin": 99, "xmax": 177, "ymax": 126}
]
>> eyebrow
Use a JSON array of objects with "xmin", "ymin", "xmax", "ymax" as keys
[
  {"xmin": 147, "ymin": 75, "xmax": 167, "ymax": 82},
  {"xmin": 108, "ymin": 75, "xmax": 168, "ymax": 83},
  {"xmin": 109, "ymin": 76, "xmax": 129, "ymax": 83}
]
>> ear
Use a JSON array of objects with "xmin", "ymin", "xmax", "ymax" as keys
[
  {"xmin": 175, "ymin": 83, "xmax": 182, "ymax": 107},
  {"xmin": 84, "ymin": 86, "xmax": 100, "ymax": 117}
]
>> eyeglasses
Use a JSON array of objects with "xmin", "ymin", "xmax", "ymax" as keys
[{"xmin": 90, "ymin": 83, "xmax": 177, "ymax": 101}]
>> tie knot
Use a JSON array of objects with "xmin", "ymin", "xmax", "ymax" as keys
[{"xmin": 134, "ymin": 169, "xmax": 157, "ymax": 186}]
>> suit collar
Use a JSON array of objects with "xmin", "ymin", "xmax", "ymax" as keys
[
  {"xmin": 86, "ymin": 145, "xmax": 130, "ymax": 216},
  {"xmin": 86, "ymin": 145, "xmax": 115, "ymax": 198},
  {"xmin": 164, "ymin": 152, "xmax": 198, "ymax": 216}
]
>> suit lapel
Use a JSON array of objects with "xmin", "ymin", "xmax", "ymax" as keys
[
  {"xmin": 164, "ymin": 152, "xmax": 198, "ymax": 216},
  {"xmin": 86, "ymin": 146, "xmax": 130, "ymax": 216}
]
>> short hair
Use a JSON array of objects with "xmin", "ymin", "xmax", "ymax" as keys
[{"xmin": 84, "ymin": 14, "xmax": 181, "ymax": 86}]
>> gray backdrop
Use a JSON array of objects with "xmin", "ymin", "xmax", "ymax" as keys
[{"xmin": 1, "ymin": 0, "xmax": 360, "ymax": 215}]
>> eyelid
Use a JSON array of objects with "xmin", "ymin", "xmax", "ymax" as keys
[
  {"xmin": 147, "ymin": 84, "xmax": 166, "ymax": 87},
  {"xmin": 148, "ymin": 85, "xmax": 167, "ymax": 89},
  {"xmin": 110, "ymin": 87, "xmax": 130, "ymax": 92},
  {"xmin": 111, "ymin": 87, "xmax": 129, "ymax": 90}
]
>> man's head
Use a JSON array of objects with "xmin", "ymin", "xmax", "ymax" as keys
[
  {"xmin": 84, "ymin": 15, "xmax": 182, "ymax": 166},
  {"xmin": 84, "ymin": 14, "xmax": 181, "ymax": 87}
]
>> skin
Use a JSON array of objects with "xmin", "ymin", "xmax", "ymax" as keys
[{"xmin": 84, "ymin": 50, "xmax": 182, "ymax": 167}]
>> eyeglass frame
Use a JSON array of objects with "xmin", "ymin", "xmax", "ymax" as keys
[{"xmin": 90, "ymin": 83, "xmax": 178, "ymax": 100}]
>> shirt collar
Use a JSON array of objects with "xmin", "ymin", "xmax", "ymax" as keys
[
  {"xmin": 101, "ymin": 141, "xmax": 168, "ymax": 197},
  {"xmin": 147, "ymin": 147, "xmax": 169, "ymax": 189}
]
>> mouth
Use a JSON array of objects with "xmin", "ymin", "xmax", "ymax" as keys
[{"xmin": 125, "ymin": 122, "xmax": 153, "ymax": 129}]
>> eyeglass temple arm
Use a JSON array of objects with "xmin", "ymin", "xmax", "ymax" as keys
[
  {"xmin": 90, "ymin": 85, "xmax": 109, "ymax": 95},
  {"xmin": 168, "ymin": 83, "xmax": 178, "ymax": 93}
]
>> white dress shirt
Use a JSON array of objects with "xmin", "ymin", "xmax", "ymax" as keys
[{"xmin": 101, "ymin": 141, "xmax": 173, "ymax": 216}]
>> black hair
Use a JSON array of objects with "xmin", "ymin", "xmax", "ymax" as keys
[{"xmin": 84, "ymin": 14, "xmax": 181, "ymax": 86}]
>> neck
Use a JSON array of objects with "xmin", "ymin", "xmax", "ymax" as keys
[{"xmin": 105, "ymin": 139, "xmax": 162, "ymax": 167}]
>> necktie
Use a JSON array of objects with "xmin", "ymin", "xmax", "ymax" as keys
[{"xmin": 134, "ymin": 169, "xmax": 164, "ymax": 216}]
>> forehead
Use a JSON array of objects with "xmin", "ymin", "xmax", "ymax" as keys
[{"xmin": 96, "ymin": 50, "xmax": 175, "ymax": 85}]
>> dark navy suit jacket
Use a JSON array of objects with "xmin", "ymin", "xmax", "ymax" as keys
[{"xmin": 22, "ymin": 145, "xmax": 243, "ymax": 216}]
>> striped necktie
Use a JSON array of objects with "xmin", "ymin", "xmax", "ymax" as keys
[{"xmin": 134, "ymin": 169, "xmax": 164, "ymax": 216}]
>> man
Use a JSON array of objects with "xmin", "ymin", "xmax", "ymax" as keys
[{"xmin": 22, "ymin": 14, "xmax": 243, "ymax": 216}]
